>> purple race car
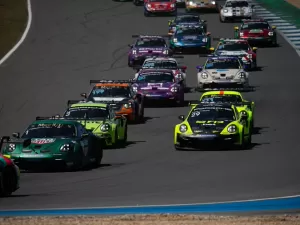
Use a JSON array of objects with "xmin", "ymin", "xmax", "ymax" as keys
[
  {"xmin": 128, "ymin": 35, "xmax": 171, "ymax": 67},
  {"xmin": 131, "ymin": 69, "xmax": 184, "ymax": 106}
]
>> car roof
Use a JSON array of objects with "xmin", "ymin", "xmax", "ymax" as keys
[
  {"xmin": 94, "ymin": 83, "xmax": 130, "ymax": 87},
  {"xmin": 32, "ymin": 119, "xmax": 78, "ymax": 125},
  {"xmin": 69, "ymin": 102, "xmax": 108, "ymax": 108},
  {"xmin": 139, "ymin": 68, "xmax": 174, "ymax": 73},
  {"xmin": 201, "ymin": 91, "xmax": 243, "ymax": 97}
]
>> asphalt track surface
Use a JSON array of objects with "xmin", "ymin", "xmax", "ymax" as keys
[{"xmin": 0, "ymin": 0, "xmax": 300, "ymax": 210}]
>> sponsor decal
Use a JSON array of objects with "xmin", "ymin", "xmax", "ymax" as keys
[{"xmin": 31, "ymin": 138, "xmax": 56, "ymax": 145}]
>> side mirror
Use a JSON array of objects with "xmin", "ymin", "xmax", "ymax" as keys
[
  {"xmin": 12, "ymin": 132, "xmax": 20, "ymax": 138},
  {"xmin": 234, "ymin": 26, "xmax": 239, "ymax": 31},
  {"xmin": 128, "ymin": 44, "xmax": 133, "ymax": 48},
  {"xmin": 178, "ymin": 115, "xmax": 185, "ymax": 121},
  {"xmin": 80, "ymin": 93, "xmax": 87, "ymax": 98},
  {"xmin": 272, "ymin": 26, "xmax": 276, "ymax": 30},
  {"xmin": 202, "ymin": 20, "xmax": 207, "ymax": 23},
  {"xmin": 252, "ymin": 47, "xmax": 258, "ymax": 52},
  {"xmin": 179, "ymin": 65, "xmax": 187, "ymax": 71},
  {"xmin": 206, "ymin": 32, "xmax": 211, "ymax": 36},
  {"xmin": 196, "ymin": 65, "xmax": 203, "ymax": 71}
]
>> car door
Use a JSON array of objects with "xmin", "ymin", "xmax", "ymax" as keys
[{"xmin": 77, "ymin": 124, "xmax": 89, "ymax": 159}]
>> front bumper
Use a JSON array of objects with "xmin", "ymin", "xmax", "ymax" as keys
[
  {"xmin": 145, "ymin": 7, "xmax": 177, "ymax": 14},
  {"xmin": 240, "ymin": 36, "xmax": 274, "ymax": 44},
  {"xmin": 186, "ymin": 4, "xmax": 218, "ymax": 10},
  {"xmin": 129, "ymin": 54, "xmax": 166, "ymax": 65},
  {"xmin": 222, "ymin": 15, "xmax": 252, "ymax": 20},
  {"xmin": 171, "ymin": 43, "xmax": 208, "ymax": 52},
  {"xmin": 197, "ymin": 80, "xmax": 253, "ymax": 92},
  {"xmin": 175, "ymin": 133, "xmax": 240, "ymax": 150}
]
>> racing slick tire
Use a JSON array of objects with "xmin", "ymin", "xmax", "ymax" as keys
[
  {"xmin": 241, "ymin": 130, "xmax": 252, "ymax": 150},
  {"xmin": 93, "ymin": 140, "xmax": 103, "ymax": 168},
  {"xmin": 118, "ymin": 125, "xmax": 128, "ymax": 148},
  {"xmin": 138, "ymin": 103, "xmax": 144, "ymax": 122},
  {"xmin": 0, "ymin": 167, "xmax": 17, "ymax": 197},
  {"xmin": 219, "ymin": 15, "xmax": 226, "ymax": 23}
]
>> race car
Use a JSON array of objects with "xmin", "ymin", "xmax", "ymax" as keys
[
  {"xmin": 210, "ymin": 38, "xmax": 258, "ymax": 70},
  {"xmin": 133, "ymin": 56, "xmax": 187, "ymax": 88},
  {"xmin": 199, "ymin": 90, "xmax": 254, "ymax": 131},
  {"xmin": 196, "ymin": 56, "xmax": 250, "ymax": 91},
  {"xmin": 185, "ymin": 0, "xmax": 219, "ymax": 13},
  {"xmin": 168, "ymin": 13, "xmax": 207, "ymax": 36},
  {"xmin": 169, "ymin": 25, "xmax": 212, "ymax": 54},
  {"xmin": 0, "ymin": 136, "xmax": 20, "ymax": 196},
  {"xmin": 174, "ymin": 102, "xmax": 252, "ymax": 150},
  {"xmin": 131, "ymin": 69, "xmax": 185, "ymax": 106},
  {"xmin": 63, "ymin": 101, "xmax": 128, "ymax": 148},
  {"xmin": 80, "ymin": 80, "xmax": 145, "ymax": 123},
  {"xmin": 219, "ymin": 0, "xmax": 254, "ymax": 23},
  {"xmin": 128, "ymin": 35, "xmax": 171, "ymax": 67},
  {"xmin": 144, "ymin": 0, "xmax": 177, "ymax": 17},
  {"xmin": 2, "ymin": 119, "xmax": 104, "ymax": 171},
  {"xmin": 234, "ymin": 19, "xmax": 277, "ymax": 46}
]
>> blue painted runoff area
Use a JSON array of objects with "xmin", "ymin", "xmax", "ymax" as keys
[{"xmin": 1, "ymin": 196, "xmax": 300, "ymax": 217}]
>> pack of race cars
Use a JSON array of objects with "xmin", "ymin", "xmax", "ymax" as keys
[{"xmin": 0, "ymin": 0, "xmax": 277, "ymax": 196}]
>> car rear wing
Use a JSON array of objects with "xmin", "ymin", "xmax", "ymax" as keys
[
  {"xmin": 0, "ymin": 136, "xmax": 32, "ymax": 154},
  {"xmin": 90, "ymin": 80, "xmax": 136, "ymax": 85},
  {"xmin": 132, "ymin": 35, "xmax": 170, "ymax": 39},
  {"xmin": 67, "ymin": 100, "xmax": 87, "ymax": 107},
  {"xmin": 188, "ymin": 101, "xmax": 234, "ymax": 107},
  {"xmin": 195, "ymin": 87, "xmax": 255, "ymax": 92}
]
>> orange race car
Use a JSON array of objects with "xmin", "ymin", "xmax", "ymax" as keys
[{"xmin": 80, "ymin": 80, "xmax": 145, "ymax": 123}]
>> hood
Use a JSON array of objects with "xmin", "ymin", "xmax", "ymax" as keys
[
  {"xmin": 136, "ymin": 82, "xmax": 174, "ymax": 90},
  {"xmin": 205, "ymin": 69, "xmax": 241, "ymax": 79},
  {"xmin": 134, "ymin": 47, "xmax": 166, "ymax": 54},
  {"xmin": 242, "ymin": 29, "xmax": 269, "ymax": 37},
  {"xmin": 150, "ymin": 2, "xmax": 171, "ymax": 7},
  {"xmin": 191, "ymin": 121, "xmax": 232, "ymax": 134},
  {"xmin": 177, "ymin": 22, "xmax": 201, "ymax": 26},
  {"xmin": 215, "ymin": 50, "xmax": 248, "ymax": 57},
  {"xmin": 177, "ymin": 35, "xmax": 204, "ymax": 41},
  {"xmin": 17, "ymin": 138, "xmax": 73, "ymax": 153}
]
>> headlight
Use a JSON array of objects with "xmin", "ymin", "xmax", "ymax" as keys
[
  {"xmin": 201, "ymin": 72, "xmax": 208, "ymax": 79},
  {"xmin": 171, "ymin": 86, "xmax": 179, "ymax": 92},
  {"xmin": 132, "ymin": 86, "xmax": 138, "ymax": 92},
  {"xmin": 239, "ymin": 32, "xmax": 244, "ymax": 36},
  {"xmin": 147, "ymin": 4, "xmax": 151, "ymax": 8},
  {"xmin": 7, "ymin": 144, "xmax": 16, "ymax": 152},
  {"xmin": 211, "ymin": 1, "xmax": 215, "ymax": 4},
  {"xmin": 163, "ymin": 49, "xmax": 168, "ymax": 55},
  {"xmin": 179, "ymin": 124, "xmax": 188, "ymax": 133},
  {"xmin": 188, "ymin": 1, "xmax": 196, "ymax": 6},
  {"xmin": 227, "ymin": 125, "xmax": 237, "ymax": 133},
  {"xmin": 268, "ymin": 32, "xmax": 273, "ymax": 36},
  {"xmin": 223, "ymin": 9, "xmax": 228, "ymax": 13},
  {"xmin": 171, "ymin": 4, "xmax": 175, "ymax": 7},
  {"xmin": 238, "ymin": 72, "xmax": 246, "ymax": 78},
  {"xmin": 60, "ymin": 144, "xmax": 71, "ymax": 152},
  {"xmin": 173, "ymin": 38, "xmax": 178, "ymax": 43},
  {"xmin": 132, "ymin": 49, "xmax": 137, "ymax": 55},
  {"xmin": 100, "ymin": 123, "xmax": 110, "ymax": 132},
  {"xmin": 124, "ymin": 102, "xmax": 132, "ymax": 108},
  {"xmin": 202, "ymin": 38, "xmax": 207, "ymax": 42}
]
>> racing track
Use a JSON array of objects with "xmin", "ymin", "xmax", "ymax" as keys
[{"xmin": 0, "ymin": 0, "xmax": 300, "ymax": 210}]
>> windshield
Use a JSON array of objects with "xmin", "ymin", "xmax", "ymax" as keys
[
  {"xmin": 89, "ymin": 86, "xmax": 131, "ymax": 98},
  {"xmin": 143, "ymin": 60, "xmax": 178, "ymax": 69},
  {"xmin": 242, "ymin": 22, "xmax": 270, "ymax": 30},
  {"xmin": 64, "ymin": 107, "xmax": 109, "ymax": 119},
  {"xmin": 176, "ymin": 28, "xmax": 204, "ymax": 36},
  {"xmin": 188, "ymin": 107, "xmax": 235, "ymax": 123},
  {"xmin": 135, "ymin": 39, "xmax": 166, "ymax": 47},
  {"xmin": 217, "ymin": 43, "xmax": 249, "ymax": 51},
  {"xmin": 22, "ymin": 123, "xmax": 76, "ymax": 138},
  {"xmin": 137, "ymin": 73, "xmax": 174, "ymax": 83},
  {"xmin": 176, "ymin": 16, "xmax": 199, "ymax": 23},
  {"xmin": 201, "ymin": 95, "xmax": 242, "ymax": 103},
  {"xmin": 204, "ymin": 58, "xmax": 240, "ymax": 69},
  {"xmin": 226, "ymin": 1, "xmax": 249, "ymax": 7}
]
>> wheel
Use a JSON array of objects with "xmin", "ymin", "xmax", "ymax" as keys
[
  {"xmin": 0, "ymin": 167, "xmax": 16, "ymax": 196},
  {"xmin": 219, "ymin": 15, "xmax": 225, "ymax": 23},
  {"xmin": 117, "ymin": 124, "xmax": 127, "ymax": 147},
  {"xmin": 241, "ymin": 130, "xmax": 251, "ymax": 150},
  {"xmin": 138, "ymin": 103, "xmax": 144, "ymax": 122},
  {"xmin": 93, "ymin": 140, "xmax": 103, "ymax": 168}
]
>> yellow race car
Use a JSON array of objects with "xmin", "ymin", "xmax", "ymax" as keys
[
  {"xmin": 174, "ymin": 102, "xmax": 251, "ymax": 150},
  {"xmin": 199, "ymin": 91, "xmax": 254, "ymax": 131}
]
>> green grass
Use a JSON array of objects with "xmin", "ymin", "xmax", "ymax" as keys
[
  {"xmin": 256, "ymin": 0, "xmax": 300, "ymax": 28},
  {"xmin": 0, "ymin": 0, "xmax": 28, "ymax": 59}
]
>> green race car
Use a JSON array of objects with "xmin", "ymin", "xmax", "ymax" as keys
[
  {"xmin": 199, "ymin": 91, "xmax": 254, "ymax": 131},
  {"xmin": 174, "ymin": 102, "xmax": 252, "ymax": 150},
  {"xmin": 2, "ymin": 119, "xmax": 103, "ymax": 171},
  {"xmin": 63, "ymin": 101, "xmax": 128, "ymax": 148}
]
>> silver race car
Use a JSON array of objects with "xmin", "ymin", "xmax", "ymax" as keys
[
  {"xmin": 133, "ymin": 56, "xmax": 187, "ymax": 88},
  {"xmin": 219, "ymin": 0, "xmax": 254, "ymax": 23},
  {"xmin": 196, "ymin": 56, "xmax": 250, "ymax": 91}
]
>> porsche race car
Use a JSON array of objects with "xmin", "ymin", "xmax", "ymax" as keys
[
  {"xmin": 169, "ymin": 25, "xmax": 212, "ymax": 53},
  {"xmin": 196, "ymin": 56, "xmax": 251, "ymax": 91},
  {"xmin": 168, "ymin": 13, "xmax": 207, "ymax": 35},
  {"xmin": 80, "ymin": 80, "xmax": 145, "ymax": 123},
  {"xmin": 185, "ymin": 0, "xmax": 219, "ymax": 12},
  {"xmin": 144, "ymin": 0, "xmax": 177, "ymax": 17},
  {"xmin": 128, "ymin": 35, "xmax": 171, "ymax": 67},
  {"xmin": 219, "ymin": 0, "xmax": 254, "ymax": 22},
  {"xmin": 174, "ymin": 102, "xmax": 252, "ymax": 150},
  {"xmin": 234, "ymin": 19, "xmax": 277, "ymax": 46}
]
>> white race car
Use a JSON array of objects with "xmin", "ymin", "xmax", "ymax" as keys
[
  {"xmin": 133, "ymin": 56, "xmax": 187, "ymax": 88},
  {"xmin": 219, "ymin": 0, "xmax": 254, "ymax": 23}
]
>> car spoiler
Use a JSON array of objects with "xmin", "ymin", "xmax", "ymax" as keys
[
  {"xmin": 195, "ymin": 87, "xmax": 255, "ymax": 92},
  {"xmin": 189, "ymin": 100, "xmax": 252, "ymax": 108},
  {"xmin": 90, "ymin": 80, "xmax": 136, "ymax": 85},
  {"xmin": 0, "ymin": 136, "xmax": 32, "ymax": 154},
  {"xmin": 132, "ymin": 35, "xmax": 170, "ymax": 38},
  {"xmin": 67, "ymin": 100, "xmax": 88, "ymax": 107}
]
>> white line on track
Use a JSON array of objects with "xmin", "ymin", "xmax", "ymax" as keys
[
  {"xmin": 2, "ymin": 194, "xmax": 300, "ymax": 212},
  {"xmin": 0, "ymin": 0, "xmax": 32, "ymax": 66}
]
